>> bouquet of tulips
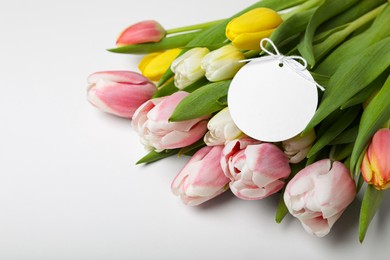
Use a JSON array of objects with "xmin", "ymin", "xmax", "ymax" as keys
[{"xmin": 86, "ymin": 0, "xmax": 390, "ymax": 241}]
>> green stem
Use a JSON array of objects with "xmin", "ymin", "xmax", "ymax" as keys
[
  {"xmin": 280, "ymin": 0, "xmax": 324, "ymax": 20},
  {"xmin": 166, "ymin": 19, "xmax": 226, "ymax": 34}
]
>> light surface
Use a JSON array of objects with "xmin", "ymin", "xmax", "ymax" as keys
[{"xmin": 0, "ymin": 0, "xmax": 389, "ymax": 259}]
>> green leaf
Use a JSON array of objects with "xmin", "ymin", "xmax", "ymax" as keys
[
  {"xmin": 297, "ymin": 0, "xmax": 359, "ymax": 67},
  {"xmin": 269, "ymin": 8, "xmax": 316, "ymax": 50},
  {"xmin": 359, "ymin": 185, "xmax": 384, "ymax": 243},
  {"xmin": 275, "ymin": 161, "xmax": 306, "ymax": 223},
  {"xmin": 153, "ymin": 80, "xmax": 178, "ymax": 98},
  {"xmin": 178, "ymin": 139, "xmax": 206, "ymax": 157},
  {"xmin": 340, "ymin": 68, "xmax": 389, "ymax": 109},
  {"xmin": 312, "ymin": 4, "xmax": 385, "ymax": 62},
  {"xmin": 307, "ymin": 105, "xmax": 361, "ymax": 157},
  {"xmin": 170, "ymin": 80, "xmax": 230, "ymax": 121},
  {"xmin": 182, "ymin": 77, "xmax": 210, "ymax": 93},
  {"xmin": 136, "ymin": 149, "xmax": 179, "ymax": 165},
  {"xmin": 318, "ymin": 0, "xmax": 386, "ymax": 32},
  {"xmin": 350, "ymin": 74, "xmax": 390, "ymax": 173},
  {"xmin": 275, "ymin": 197, "xmax": 289, "ymax": 224},
  {"xmin": 108, "ymin": 31, "xmax": 202, "ymax": 54},
  {"xmin": 316, "ymin": 5, "xmax": 390, "ymax": 76},
  {"xmin": 329, "ymin": 126, "xmax": 358, "ymax": 145},
  {"xmin": 303, "ymin": 36, "xmax": 390, "ymax": 133}
]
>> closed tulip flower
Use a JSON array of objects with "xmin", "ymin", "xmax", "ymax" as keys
[
  {"xmin": 284, "ymin": 159, "xmax": 356, "ymax": 237},
  {"xmin": 361, "ymin": 128, "xmax": 390, "ymax": 190},
  {"xmin": 138, "ymin": 48, "xmax": 181, "ymax": 81},
  {"xmin": 204, "ymin": 107, "xmax": 243, "ymax": 146},
  {"xmin": 221, "ymin": 138, "xmax": 291, "ymax": 200},
  {"xmin": 87, "ymin": 71, "xmax": 156, "ymax": 119},
  {"xmin": 132, "ymin": 91, "xmax": 209, "ymax": 151},
  {"xmin": 116, "ymin": 20, "xmax": 166, "ymax": 46},
  {"xmin": 171, "ymin": 146, "xmax": 230, "ymax": 206},
  {"xmin": 201, "ymin": 45, "xmax": 245, "ymax": 82},
  {"xmin": 226, "ymin": 8, "xmax": 283, "ymax": 50},
  {"xmin": 171, "ymin": 47, "xmax": 209, "ymax": 89},
  {"xmin": 282, "ymin": 130, "xmax": 316, "ymax": 164}
]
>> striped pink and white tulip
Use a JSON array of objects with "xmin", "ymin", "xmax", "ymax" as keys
[
  {"xmin": 116, "ymin": 20, "xmax": 166, "ymax": 46},
  {"xmin": 132, "ymin": 91, "xmax": 209, "ymax": 151},
  {"xmin": 221, "ymin": 138, "xmax": 291, "ymax": 200},
  {"xmin": 171, "ymin": 145, "xmax": 230, "ymax": 206},
  {"xmin": 87, "ymin": 71, "xmax": 156, "ymax": 119},
  {"xmin": 284, "ymin": 159, "xmax": 356, "ymax": 237}
]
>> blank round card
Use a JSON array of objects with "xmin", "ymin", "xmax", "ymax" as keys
[{"xmin": 228, "ymin": 57, "xmax": 318, "ymax": 142}]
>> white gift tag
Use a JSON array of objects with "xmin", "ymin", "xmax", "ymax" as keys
[{"xmin": 228, "ymin": 39, "xmax": 321, "ymax": 142}]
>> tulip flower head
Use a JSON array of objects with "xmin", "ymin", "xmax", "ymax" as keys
[
  {"xmin": 171, "ymin": 146, "xmax": 230, "ymax": 206},
  {"xmin": 138, "ymin": 48, "xmax": 181, "ymax": 81},
  {"xmin": 221, "ymin": 138, "xmax": 291, "ymax": 200},
  {"xmin": 282, "ymin": 130, "xmax": 316, "ymax": 164},
  {"xmin": 132, "ymin": 91, "xmax": 209, "ymax": 151},
  {"xmin": 87, "ymin": 71, "xmax": 156, "ymax": 119},
  {"xmin": 226, "ymin": 8, "xmax": 283, "ymax": 50},
  {"xmin": 116, "ymin": 20, "xmax": 166, "ymax": 46},
  {"xmin": 361, "ymin": 128, "xmax": 390, "ymax": 190},
  {"xmin": 171, "ymin": 47, "xmax": 209, "ymax": 89},
  {"xmin": 284, "ymin": 159, "xmax": 356, "ymax": 237},
  {"xmin": 201, "ymin": 44, "xmax": 245, "ymax": 82},
  {"xmin": 204, "ymin": 107, "xmax": 243, "ymax": 146}
]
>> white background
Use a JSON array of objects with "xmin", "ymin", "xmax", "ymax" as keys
[{"xmin": 1, "ymin": 0, "xmax": 389, "ymax": 259}]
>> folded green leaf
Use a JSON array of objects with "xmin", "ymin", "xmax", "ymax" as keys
[
  {"xmin": 298, "ymin": 0, "xmax": 359, "ymax": 67},
  {"xmin": 269, "ymin": 8, "xmax": 316, "ymax": 51},
  {"xmin": 350, "ymin": 74, "xmax": 390, "ymax": 173},
  {"xmin": 136, "ymin": 149, "xmax": 179, "ymax": 165},
  {"xmin": 329, "ymin": 126, "xmax": 358, "ymax": 145},
  {"xmin": 359, "ymin": 185, "xmax": 384, "ymax": 243},
  {"xmin": 178, "ymin": 139, "xmax": 206, "ymax": 157},
  {"xmin": 318, "ymin": 0, "xmax": 386, "ymax": 32},
  {"xmin": 303, "ymin": 36, "xmax": 390, "ymax": 133},
  {"xmin": 108, "ymin": 31, "xmax": 202, "ymax": 54},
  {"xmin": 275, "ymin": 161, "xmax": 307, "ymax": 223},
  {"xmin": 313, "ymin": 4, "xmax": 385, "ymax": 62},
  {"xmin": 170, "ymin": 80, "xmax": 230, "ymax": 121},
  {"xmin": 307, "ymin": 105, "xmax": 361, "ymax": 157},
  {"xmin": 153, "ymin": 80, "xmax": 178, "ymax": 98},
  {"xmin": 316, "ymin": 5, "xmax": 390, "ymax": 76}
]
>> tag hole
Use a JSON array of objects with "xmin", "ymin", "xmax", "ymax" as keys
[{"xmin": 278, "ymin": 63, "xmax": 284, "ymax": 67}]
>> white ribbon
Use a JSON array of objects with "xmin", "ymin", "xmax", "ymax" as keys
[{"xmin": 240, "ymin": 38, "xmax": 325, "ymax": 91}]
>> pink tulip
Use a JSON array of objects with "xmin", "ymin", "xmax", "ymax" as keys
[
  {"xmin": 171, "ymin": 146, "xmax": 230, "ymax": 206},
  {"xmin": 116, "ymin": 20, "xmax": 166, "ymax": 46},
  {"xmin": 361, "ymin": 128, "xmax": 390, "ymax": 190},
  {"xmin": 132, "ymin": 91, "xmax": 209, "ymax": 151},
  {"xmin": 87, "ymin": 71, "xmax": 157, "ymax": 119},
  {"xmin": 221, "ymin": 138, "xmax": 291, "ymax": 200},
  {"xmin": 284, "ymin": 159, "xmax": 356, "ymax": 237}
]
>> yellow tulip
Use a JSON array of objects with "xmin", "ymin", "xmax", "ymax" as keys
[
  {"xmin": 226, "ymin": 8, "xmax": 283, "ymax": 50},
  {"xmin": 138, "ymin": 48, "xmax": 181, "ymax": 81}
]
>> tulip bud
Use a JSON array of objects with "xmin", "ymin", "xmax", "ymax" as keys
[
  {"xmin": 361, "ymin": 128, "xmax": 390, "ymax": 190},
  {"xmin": 221, "ymin": 138, "xmax": 291, "ymax": 200},
  {"xmin": 284, "ymin": 159, "xmax": 356, "ymax": 237},
  {"xmin": 204, "ymin": 107, "xmax": 243, "ymax": 146},
  {"xmin": 171, "ymin": 145, "xmax": 230, "ymax": 206},
  {"xmin": 87, "ymin": 71, "xmax": 156, "ymax": 119},
  {"xmin": 282, "ymin": 130, "xmax": 316, "ymax": 163},
  {"xmin": 226, "ymin": 8, "xmax": 283, "ymax": 50},
  {"xmin": 116, "ymin": 20, "xmax": 166, "ymax": 46},
  {"xmin": 201, "ymin": 45, "xmax": 245, "ymax": 82},
  {"xmin": 171, "ymin": 47, "xmax": 209, "ymax": 89},
  {"xmin": 138, "ymin": 48, "xmax": 181, "ymax": 81},
  {"xmin": 132, "ymin": 91, "xmax": 209, "ymax": 151}
]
